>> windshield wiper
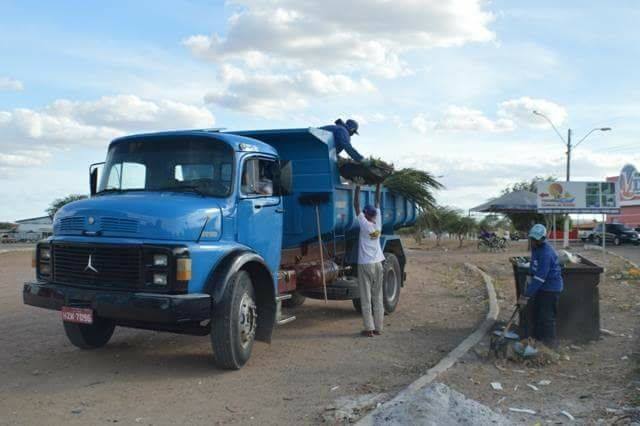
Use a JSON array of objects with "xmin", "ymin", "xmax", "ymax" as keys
[
  {"xmin": 96, "ymin": 188, "xmax": 123, "ymax": 196},
  {"xmin": 158, "ymin": 184, "xmax": 207, "ymax": 196}
]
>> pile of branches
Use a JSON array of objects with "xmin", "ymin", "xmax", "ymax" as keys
[
  {"xmin": 338, "ymin": 157, "xmax": 443, "ymax": 210},
  {"xmin": 383, "ymin": 168, "xmax": 443, "ymax": 210}
]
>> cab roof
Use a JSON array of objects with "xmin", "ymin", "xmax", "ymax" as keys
[{"xmin": 109, "ymin": 129, "xmax": 278, "ymax": 156}]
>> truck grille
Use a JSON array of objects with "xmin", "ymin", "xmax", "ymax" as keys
[{"xmin": 52, "ymin": 243, "xmax": 142, "ymax": 289}]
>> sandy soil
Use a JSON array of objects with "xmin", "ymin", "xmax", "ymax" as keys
[
  {"xmin": 436, "ymin": 244, "xmax": 640, "ymax": 424},
  {"xmin": 0, "ymin": 243, "xmax": 487, "ymax": 426}
]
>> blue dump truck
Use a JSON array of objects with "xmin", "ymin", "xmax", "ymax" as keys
[{"xmin": 24, "ymin": 128, "xmax": 417, "ymax": 369}]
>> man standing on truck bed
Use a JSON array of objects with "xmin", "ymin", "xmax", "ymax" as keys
[
  {"xmin": 321, "ymin": 118, "xmax": 364, "ymax": 162},
  {"xmin": 354, "ymin": 182, "xmax": 384, "ymax": 337}
]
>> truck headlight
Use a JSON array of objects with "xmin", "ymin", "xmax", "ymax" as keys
[
  {"xmin": 36, "ymin": 244, "xmax": 52, "ymax": 278},
  {"xmin": 153, "ymin": 254, "xmax": 168, "ymax": 266},
  {"xmin": 40, "ymin": 248, "xmax": 51, "ymax": 260},
  {"xmin": 153, "ymin": 273, "xmax": 168, "ymax": 285}
]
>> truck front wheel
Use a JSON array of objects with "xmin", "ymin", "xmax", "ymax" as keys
[
  {"xmin": 210, "ymin": 270, "xmax": 257, "ymax": 370},
  {"xmin": 63, "ymin": 317, "xmax": 115, "ymax": 349}
]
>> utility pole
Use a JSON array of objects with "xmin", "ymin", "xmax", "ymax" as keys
[
  {"xmin": 564, "ymin": 128, "xmax": 572, "ymax": 248},
  {"xmin": 566, "ymin": 129, "xmax": 571, "ymax": 181}
]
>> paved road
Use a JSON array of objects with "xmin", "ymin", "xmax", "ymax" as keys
[{"xmin": 604, "ymin": 244, "xmax": 640, "ymax": 265}]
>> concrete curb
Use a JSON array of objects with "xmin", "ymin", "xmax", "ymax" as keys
[
  {"xmin": 0, "ymin": 247, "xmax": 34, "ymax": 255},
  {"xmin": 357, "ymin": 262, "xmax": 500, "ymax": 425},
  {"xmin": 583, "ymin": 244, "xmax": 640, "ymax": 269}
]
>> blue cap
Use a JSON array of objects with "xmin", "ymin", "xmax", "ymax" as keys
[
  {"xmin": 345, "ymin": 119, "xmax": 359, "ymax": 135},
  {"xmin": 528, "ymin": 224, "xmax": 547, "ymax": 241},
  {"xmin": 363, "ymin": 205, "xmax": 377, "ymax": 216}
]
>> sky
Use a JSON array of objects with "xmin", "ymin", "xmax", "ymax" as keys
[{"xmin": 1, "ymin": 0, "xmax": 639, "ymax": 221}]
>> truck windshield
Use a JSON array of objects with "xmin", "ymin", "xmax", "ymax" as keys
[{"xmin": 98, "ymin": 137, "xmax": 234, "ymax": 197}]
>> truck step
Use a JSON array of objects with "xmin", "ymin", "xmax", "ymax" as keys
[
  {"xmin": 277, "ymin": 315, "xmax": 296, "ymax": 326},
  {"xmin": 275, "ymin": 294, "xmax": 292, "ymax": 301}
]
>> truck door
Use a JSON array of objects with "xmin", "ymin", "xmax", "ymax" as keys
[{"xmin": 237, "ymin": 156, "xmax": 284, "ymax": 276}]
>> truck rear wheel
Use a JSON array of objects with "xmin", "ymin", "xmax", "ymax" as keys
[
  {"xmin": 210, "ymin": 270, "xmax": 257, "ymax": 370},
  {"xmin": 352, "ymin": 253, "xmax": 402, "ymax": 315},
  {"xmin": 63, "ymin": 317, "xmax": 115, "ymax": 349},
  {"xmin": 382, "ymin": 253, "xmax": 401, "ymax": 313},
  {"xmin": 282, "ymin": 291, "xmax": 306, "ymax": 308}
]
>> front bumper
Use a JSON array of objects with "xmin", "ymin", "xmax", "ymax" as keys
[{"xmin": 23, "ymin": 281, "xmax": 211, "ymax": 325}]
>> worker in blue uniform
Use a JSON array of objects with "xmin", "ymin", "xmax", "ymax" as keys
[
  {"xmin": 518, "ymin": 224, "xmax": 564, "ymax": 348},
  {"xmin": 320, "ymin": 118, "xmax": 364, "ymax": 162}
]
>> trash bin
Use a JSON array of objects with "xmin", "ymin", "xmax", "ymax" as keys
[{"xmin": 510, "ymin": 255, "xmax": 603, "ymax": 343}]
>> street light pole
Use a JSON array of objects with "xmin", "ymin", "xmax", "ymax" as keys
[
  {"xmin": 566, "ymin": 128, "xmax": 571, "ymax": 182},
  {"xmin": 532, "ymin": 110, "xmax": 611, "ymax": 248}
]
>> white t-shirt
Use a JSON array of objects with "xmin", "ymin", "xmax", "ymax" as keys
[{"xmin": 357, "ymin": 209, "xmax": 385, "ymax": 264}]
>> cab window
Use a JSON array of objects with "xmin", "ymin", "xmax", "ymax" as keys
[{"xmin": 241, "ymin": 158, "xmax": 277, "ymax": 196}]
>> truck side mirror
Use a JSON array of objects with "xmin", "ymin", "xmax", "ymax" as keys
[
  {"xmin": 89, "ymin": 162, "xmax": 104, "ymax": 196},
  {"xmin": 275, "ymin": 160, "xmax": 293, "ymax": 196}
]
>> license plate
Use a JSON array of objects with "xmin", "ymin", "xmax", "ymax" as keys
[{"xmin": 61, "ymin": 307, "xmax": 93, "ymax": 324}]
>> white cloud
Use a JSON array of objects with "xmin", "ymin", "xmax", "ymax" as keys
[
  {"xmin": 185, "ymin": 0, "xmax": 494, "ymax": 78},
  {"xmin": 204, "ymin": 65, "xmax": 376, "ymax": 116},
  {"xmin": 411, "ymin": 113, "xmax": 435, "ymax": 134},
  {"xmin": 498, "ymin": 96, "xmax": 567, "ymax": 128},
  {"xmin": 0, "ymin": 95, "xmax": 215, "ymax": 177},
  {"xmin": 409, "ymin": 97, "xmax": 567, "ymax": 135},
  {"xmin": 435, "ymin": 106, "xmax": 515, "ymax": 132},
  {"xmin": 0, "ymin": 77, "xmax": 24, "ymax": 91},
  {"xmin": 0, "ymin": 95, "xmax": 215, "ymax": 149}
]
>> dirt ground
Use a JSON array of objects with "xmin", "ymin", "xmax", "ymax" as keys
[
  {"xmin": 0, "ymin": 243, "xmax": 488, "ymax": 426},
  {"xmin": 431, "ymin": 242, "xmax": 640, "ymax": 424}
]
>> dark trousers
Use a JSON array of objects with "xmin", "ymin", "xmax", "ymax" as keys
[{"xmin": 532, "ymin": 291, "xmax": 560, "ymax": 348}]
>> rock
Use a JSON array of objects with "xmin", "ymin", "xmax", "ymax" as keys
[
  {"xmin": 362, "ymin": 383, "xmax": 510, "ymax": 425},
  {"xmin": 508, "ymin": 408, "xmax": 536, "ymax": 415},
  {"xmin": 324, "ymin": 393, "xmax": 388, "ymax": 424}
]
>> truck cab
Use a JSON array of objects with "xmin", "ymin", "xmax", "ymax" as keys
[{"xmin": 24, "ymin": 128, "xmax": 415, "ymax": 369}]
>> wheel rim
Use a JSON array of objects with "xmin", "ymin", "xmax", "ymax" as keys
[
  {"xmin": 385, "ymin": 266, "xmax": 398, "ymax": 302},
  {"xmin": 238, "ymin": 292, "xmax": 257, "ymax": 349}
]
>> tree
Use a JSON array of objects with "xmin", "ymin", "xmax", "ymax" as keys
[
  {"xmin": 419, "ymin": 206, "xmax": 459, "ymax": 246},
  {"xmin": 47, "ymin": 194, "xmax": 88, "ymax": 219},
  {"xmin": 450, "ymin": 215, "xmax": 478, "ymax": 247}
]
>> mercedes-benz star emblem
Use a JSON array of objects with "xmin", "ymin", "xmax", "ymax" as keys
[
  {"xmin": 88, "ymin": 216, "xmax": 95, "ymax": 225},
  {"xmin": 84, "ymin": 254, "xmax": 99, "ymax": 273}
]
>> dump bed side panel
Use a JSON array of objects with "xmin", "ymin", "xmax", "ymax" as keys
[{"xmin": 230, "ymin": 128, "xmax": 418, "ymax": 249}]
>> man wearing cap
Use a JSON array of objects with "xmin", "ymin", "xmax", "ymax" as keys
[
  {"xmin": 321, "ymin": 118, "xmax": 364, "ymax": 162},
  {"xmin": 518, "ymin": 224, "xmax": 564, "ymax": 348},
  {"xmin": 353, "ymin": 183, "xmax": 384, "ymax": 337}
]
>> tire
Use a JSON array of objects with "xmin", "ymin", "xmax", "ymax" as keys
[
  {"xmin": 282, "ymin": 291, "xmax": 306, "ymax": 308},
  {"xmin": 614, "ymin": 236, "xmax": 621, "ymax": 246},
  {"xmin": 63, "ymin": 317, "xmax": 115, "ymax": 350},
  {"xmin": 210, "ymin": 270, "xmax": 257, "ymax": 370},
  {"xmin": 352, "ymin": 253, "xmax": 402, "ymax": 315},
  {"xmin": 382, "ymin": 253, "xmax": 401, "ymax": 313}
]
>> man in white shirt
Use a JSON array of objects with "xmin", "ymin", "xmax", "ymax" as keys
[{"xmin": 354, "ymin": 183, "xmax": 385, "ymax": 337}]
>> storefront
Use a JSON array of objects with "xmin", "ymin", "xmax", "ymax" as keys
[{"xmin": 607, "ymin": 164, "xmax": 640, "ymax": 228}]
